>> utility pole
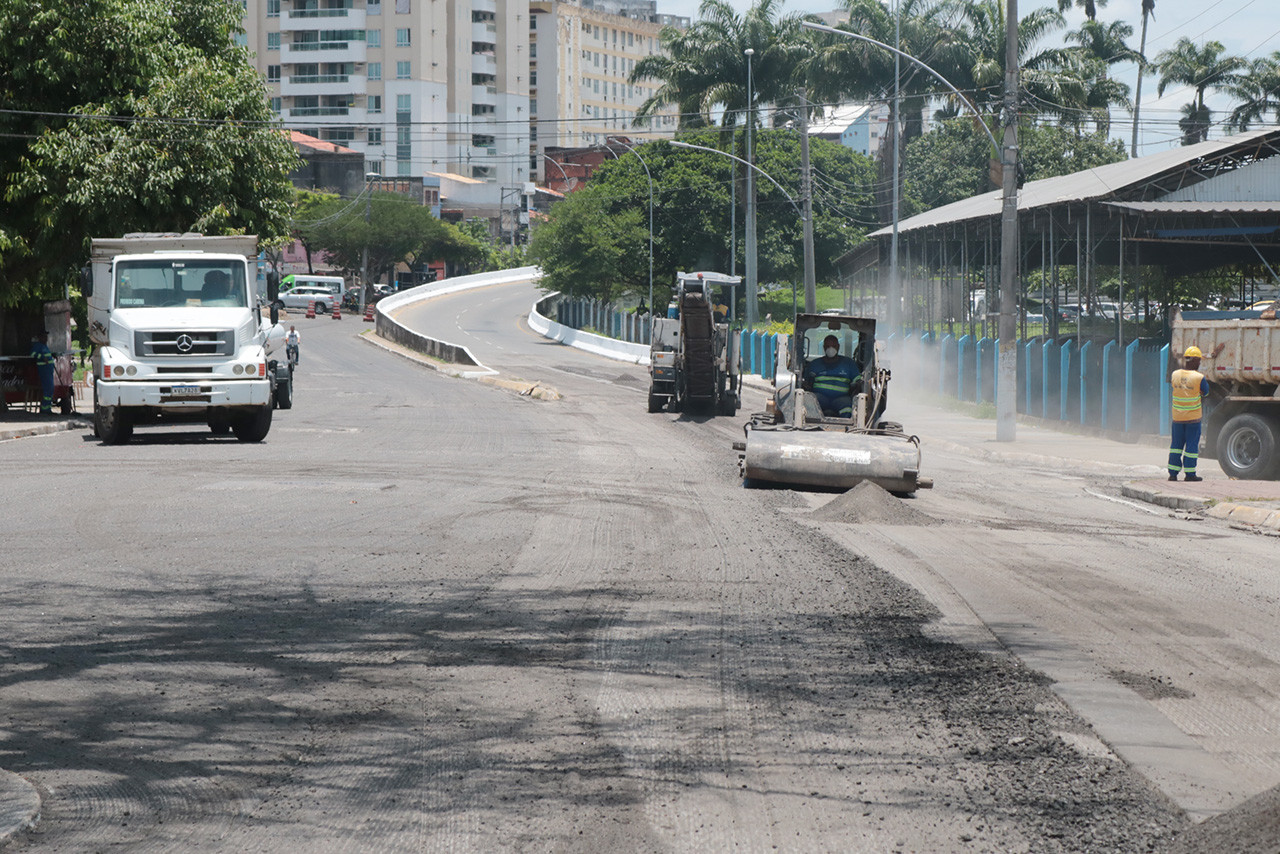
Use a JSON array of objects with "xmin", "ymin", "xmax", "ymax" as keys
[
  {"xmin": 889, "ymin": 0, "xmax": 902, "ymax": 335},
  {"xmin": 744, "ymin": 48, "xmax": 758, "ymax": 327},
  {"xmin": 798, "ymin": 88, "xmax": 816, "ymax": 314},
  {"xmin": 997, "ymin": 0, "xmax": 1020, "ymax": 442}
]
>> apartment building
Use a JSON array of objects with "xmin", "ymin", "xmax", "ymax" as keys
[
  {"xmin": 241, "ymin": 0, "xmax": 531, "ymax": 223},
  {"xmin": 528, "ymin": 1, "xmax": 684, "ymax": 183}
]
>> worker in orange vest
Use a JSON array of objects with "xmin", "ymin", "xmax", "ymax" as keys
[{"xmin": 1169, "ymin": 345, "xmax": 1209, "ymax": 482}]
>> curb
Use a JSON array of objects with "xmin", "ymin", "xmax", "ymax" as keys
[
  {"xmin": 359, "ymin": 330, "xmax": 562, "ymax": 399},
  {"xmin": 0, "ymin": 417, "xmax": 92, "ymax": 442},
  {"xmin": 1120, "ymin": 484, "xmax": 1212, "ymax": 512},
  {"xmin": 0, "ymin": 768, "xmax": 40, "ymax": 843}
]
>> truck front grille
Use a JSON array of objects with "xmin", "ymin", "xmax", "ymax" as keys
[{"xmin": 135, "ymin": 330, "xmax": 233, "ymax": 357}]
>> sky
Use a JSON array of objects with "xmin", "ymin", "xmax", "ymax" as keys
[{"xmin": 655, "ymin": 0, "xmax": 1279, "ymax": 153}]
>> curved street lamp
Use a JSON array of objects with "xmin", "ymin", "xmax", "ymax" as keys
[
  {"xmin": 801, "ymin": 18, "xmax": 1019, "ymax": 442},
  {"xmin": 671, "ymin": 139, "xmax": 809, "ymax": 320},
  {"xmin": 607, "ymin": 138, "xmax": 655, "ymax": 317}
]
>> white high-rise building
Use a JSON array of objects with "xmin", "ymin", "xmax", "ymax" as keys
[
  {"xmin": 528, "ymin": 1, "xmax": 683, "ymax": 180},
  {"xmin": 242, "ymin": 0, "xmax": 531, "ymax": 224}
]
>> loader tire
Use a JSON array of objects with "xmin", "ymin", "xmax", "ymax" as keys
[{"xmin": 647, "ymin": 389, "xmax": 663, "ymax": 413}]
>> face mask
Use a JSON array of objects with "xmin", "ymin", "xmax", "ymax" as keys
[{"xmin": 824, "ymin": 346, "xmax": 837, "ymax": 358}]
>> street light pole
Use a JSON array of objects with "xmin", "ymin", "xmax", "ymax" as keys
[
  {"xmin": 361, "ymin": 171, "xmax": 378, "ymax": 312},
  {"xmin": 671, "ymin": 139, "xmax": 809, "ymax": 318},
  {"xmin": 609, "ymin": 138, "xmax": 654, "ymax": 315},
  {"xmin": 797, "ymin": 88, "xmax": 816, "ymax": 314},
  {"xmin": 744, "ymin": 48, "xmax": 758, "ymax": 327},
  {"xmin": 996, "ymin": 0, "xmax": 1020, "ymax": 442}
]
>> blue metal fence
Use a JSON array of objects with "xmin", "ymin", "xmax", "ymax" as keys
[{"xmin": 887, "ymin": 332, "xmax": 1171, "ymax": 437}]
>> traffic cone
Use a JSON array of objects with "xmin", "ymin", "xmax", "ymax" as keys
[
  {"xmin": 363, "ymin": 302, "xmax": 375, "ymax": 322},
  {"xmin": 331, "ymin": 299, "xmax": 342, "ymax": 320},
  {"xmin": 305, "ymin": 300, "xmax": 316, "ymax": 319}
]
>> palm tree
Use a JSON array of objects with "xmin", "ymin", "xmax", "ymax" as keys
[
  {"xmin": 1064, "ymin": 19, "xmax": 1136, "ymax": 134},
  {"xmin": 1130, "ymin": 0, "xmax": 1155, "ymax": 156},
  {"xmin": 1225, "ymin": 52, "xmax": 1280, "ymax": 131},
  {"xmin": 1057, "ymin": 0, "xmax": 1108, "ymax": 23},
  {"xmin": 630, "ymin": 0, "xmax": 811, "ymax": 131},
  {"xmin": 1154, "ymin": 37, "xmax": 1245, "ymax": 145}
]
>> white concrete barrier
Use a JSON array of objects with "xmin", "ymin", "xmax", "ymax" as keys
[{"xmin": 528, "ymin": 293, "xmax": 650, "ymax": 366}]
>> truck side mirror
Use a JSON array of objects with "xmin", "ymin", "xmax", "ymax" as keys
[
  {"xmin": 80, "ymin": 266, "xmax": 93, "ymax": 298},
  {"xmin": 266, "ymin": 272, "xmax": 280, "ymax": 302}
]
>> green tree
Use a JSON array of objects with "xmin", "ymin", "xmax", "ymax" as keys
[
  {"xmin": 1057, "ymin": 0, "xmax": 1108, "ymax": 22},
  {"xmin": 631, "ymin": 0, "xmax": 813, "ymax": 131},
  {"xmin": 530, "ymin": 133, "xmax": 876, "ymax": 303},
  {"xmin": 1064, "ymin": 19, "xmax": 1136, "ymax": 134},
  {"xmin": 1226, "ymin": 52, "xmax": 1280, "ymax": 131},
  {"xmin": 302, "ymin": 192, "xmax": 482, "ymax": 286},
  {"xmin": 903, "ymin": 119, "xmax": 1125, "ymax": 213},
  {"xmin": 0, "ymin": 0, "xmax": 298, "ymax": 305},
  {"xmin": 1155, "ymin": 37, "xmax": 1245, "ymax": 144}
]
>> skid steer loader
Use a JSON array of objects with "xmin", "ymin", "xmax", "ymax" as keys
[{"xmin": 734, "ymin": 313, "xmax": 932, "ymax": 494}]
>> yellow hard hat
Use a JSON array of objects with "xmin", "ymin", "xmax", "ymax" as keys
[{"xmin": 1184, "ymin": 346, "xmax": 1203, "ymax": 359}]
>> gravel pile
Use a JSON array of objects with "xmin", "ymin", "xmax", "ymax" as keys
[{"xmin": 811, "ymin": 479, "xmax": 943, "ymax": 526}]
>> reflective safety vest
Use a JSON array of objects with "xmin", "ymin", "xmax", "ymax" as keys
[
  {"xmin": 1170, "ymin": 369, "xmax": 1207, "ymax": 422},
  {"xmin": 805, "ymin": 356, "xmax": 861, "ymax": 401}
]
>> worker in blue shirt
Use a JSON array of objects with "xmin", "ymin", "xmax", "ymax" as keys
[
  {"xmin": 29, "ymin": 330, "xmax": 55, "ymax": 414},
  {"xmin": 803, "ymin": 334, "xmax": 861, "ymax": 418}
]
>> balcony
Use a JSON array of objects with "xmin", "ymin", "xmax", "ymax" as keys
[
  {"xmin": 471, "ymin": 84, "xmax": 497, "ymax": 105},
  {"xmin": 472, "ymin": 0, "xmax": 497, "ymax": 13},
  {"xmin": 471, "ymin": 21, "xmax": 497, "ymax": 42},
  {"xmin": 281, "ymin": 73, "xmax": 367, "ymax": 98},
  {"xmin": 284, "ymin": 40, "xmax": 366, "ymax": 66},
  {"xmin": 283, "ymin": 106, "xmax": 368, "ymax": 125},
  {"xmin": 471, "ymin": 52, "xmax": 497, "ymax": 76},
  {"xmin": 284, "ymin": 7, "xmax": 366, "ymax": 31}
]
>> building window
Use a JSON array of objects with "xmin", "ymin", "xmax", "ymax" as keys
[
  {"xmin": 369, "ymin": 127, "xmax": 383, "ymax": 145},
  {"xmin": 397, "ymin": 94, "xmax": 411, "ymax": 111},
  {"xmin": 368, "ymin": 95, "xmax": 382, "ymax": 113},
  {"xmin": 369, "ymin": 62, "xmax": 381, "ymax": 81},
  {"xmin": 530, "ymin": 100, "xmax": 537, "ymax": 115},
  {"xmin": 530, "ymin": 43, "xmax": 536, "ymax": 58},
  {"xmin": 396, "ymin": 60, "xmax": 410, "ymax": 79},
  {"xmin": 267, "ymin": 33, "xmax": 280, "ymax": 51},
  {"xmin": 396, "ymin": 28, "xmax": 410, "ymax": 47},
  {"xmin": 472, "ymin": 104, "xmax": 495, "ymax": 115},
  {"xmin": 367, "ymin": 29, "xmax": 381, "ymax": 47},
  {"xmin": 530, "ymin": 71, "xmax": 537, "ymax": 86},
  {"xmin": 368, "ymin": 0, "xmax": 381, "ymax": 14},
  {"xmin": 267, "ymin": 65, "xmax": 280, "ymax": 83},
  {"xmin": 267, "ymin": 0, "xmax": 280, "ymax": 16},
  {"xmin": 270, "ymin": 97, "xmax": 282, "ymax": 113},
  {"xmin": 396, "ymin": 0, "xmax": 410, "ymax": 12}
]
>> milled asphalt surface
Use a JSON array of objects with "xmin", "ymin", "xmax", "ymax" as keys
[{"xmin": 4, "ymin": 358, "xmax": 1279, "ymax": 843}]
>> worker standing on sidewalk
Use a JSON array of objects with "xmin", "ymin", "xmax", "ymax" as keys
[
  {"xmin": 29, "ymin": 330, "xmax": 55, "ymax": 414},
  {"xmin": 1169, "ymin": 345, "xmax": 1209, "ymax": 482}
]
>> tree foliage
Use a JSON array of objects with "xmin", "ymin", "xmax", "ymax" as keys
[
  {"xmin": 296, "ymin": 192, "xmax": 484, "ymax": 286},
  {"xmin": 903, "ymin": 118, "xmax": 1125, "ymax": 213},
  {"xmin": 530, "ymin": 132, "xmax": 876, "ymax": 305},
  {"xmin": 0, "ymin": 0, "xmax": 299, "ymax": 306}
]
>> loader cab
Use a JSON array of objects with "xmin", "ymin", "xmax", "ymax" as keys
[{"xmin": 792, "ymin": 314, "xmax": 876, "ymax": 375}]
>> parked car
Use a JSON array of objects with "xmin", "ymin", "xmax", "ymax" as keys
[{"xmin": 278, "ymin": 285, "xmax": 335, "ymax": 314}]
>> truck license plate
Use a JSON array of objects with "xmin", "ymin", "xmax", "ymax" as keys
[{"xmin": 170, "ymin": 385, "xmax": 201, "ymax": 395}]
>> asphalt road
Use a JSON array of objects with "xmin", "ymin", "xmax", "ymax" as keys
[{"xmin": 0, "ymin": 281, "xmax": 1274, "ymax": 851}]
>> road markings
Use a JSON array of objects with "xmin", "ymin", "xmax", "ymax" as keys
[{"xmin": 1083, "ymin": 488, "xmax": 1163, "ymax": 515}]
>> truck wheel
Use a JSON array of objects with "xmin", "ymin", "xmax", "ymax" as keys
[
  {"xmin": 1216, "ymin": 412, "xmax": 1280, "ymax": 479},
  {"xmin": 647, "ymin": 389, "xmax": 663, "ymax": 413},
  {"xmin": 232, "ymin": 404, "xmax": 273, "ymax": 442},
  {"xmin": 96, "ymin": 401, "xmax": 133, "ymax": 445},
  {"xmin": 275, "ymin": 374, "xmax": 293, "ymax": 410}
]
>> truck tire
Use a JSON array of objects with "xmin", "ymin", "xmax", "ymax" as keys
[
  {"xmin": 95, "ymin": 401, "xmax": 133, "ymax": 445},
  {"xmin": 647, "ymin": 389, "xmax": 663, "ymax": 413},
  {"xmin": 275, "ymin": 374, "xmax": 293, "ymax": 410},
  {"xmin": 1216, "ymin": 412, "xmax": 1280, "ymax": 479},
  {"xmin": 232, "ymin": 404, "xmax": 273, "ymax": 443}
]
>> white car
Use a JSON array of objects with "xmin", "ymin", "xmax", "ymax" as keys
[{"xmin": 278, "ymin": 285, "xmax": 336, "ymax": 314}]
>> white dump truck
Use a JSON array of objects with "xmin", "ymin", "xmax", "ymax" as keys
[
  {"xmin": 1173, "ymin": 307, "xmax": 1280, "ymax": 479},
  {"xmin": 83, "ymin": 233, "xmax": 290, "ymax": 444}
]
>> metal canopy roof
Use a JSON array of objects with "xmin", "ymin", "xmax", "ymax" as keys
[
  {"xmin": 1103, "ymin": 200, "xmax": 1280, "ymax": 214},
  {"xmin": 868, "ymin": 129, "xmax": 1280, "ymax": 238}
]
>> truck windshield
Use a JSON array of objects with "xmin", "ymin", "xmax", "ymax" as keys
[{"xmin": 115, "ymin": 260, "xmax": 248, "ymax": 308}]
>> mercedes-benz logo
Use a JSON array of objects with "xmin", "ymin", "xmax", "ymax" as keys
[{"xmin": 175, "ymin": 334, "xmax": 194, "ymax": 353}]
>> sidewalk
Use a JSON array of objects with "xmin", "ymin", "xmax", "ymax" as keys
[{"xmin": 889, "ymin": 390, "xmax": 1280, "ymax": 533}]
